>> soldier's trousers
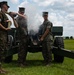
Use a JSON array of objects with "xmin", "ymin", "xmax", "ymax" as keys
[
  {"xmin": 0, "ymin": 31, "xmax": 8, "ymax": 66},
  {"xmin": 18, "ymin": 36, "xmax": 28, "ymax": 64},
  {"xmin": 42, "ymin": 41, "xmax": 53, "ymax": 63}
]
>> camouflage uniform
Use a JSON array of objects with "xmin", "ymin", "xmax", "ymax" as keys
[
  {"xmin": 0, "ymin": 11, "xmax": 9, "ymax": 65},
  {"xmin": 41, "ymin": 20, "xmax": 53, "ymax": 64},
  {"xmin": 16, "ymin": 14, "xmax": 28, "ymax": 65}
]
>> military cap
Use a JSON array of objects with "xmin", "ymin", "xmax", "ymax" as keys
[
  {"xmin": 0, "ymin": 1, "xmax": 10, "ymax": 8},
  {"xmin": 43, "ymin": 12, "xmax": 48, "ymax": 16},
  {"xmin": 19, "ymin": 7, "xmax": 25, "ymax": 13}
]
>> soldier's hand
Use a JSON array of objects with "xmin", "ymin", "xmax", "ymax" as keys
[
  {"xmin": 40, "ymin": 37, "xmax": 44, "ymax": 41},
  {"xmin": 5, "ymin": 20, "xmax": 12, "ymax": 25},
  {"xmin": 5, "ymin": 20, "xmax": 11, "ymax": 22},
  {"xmin": 17, "ymin": 13, "xmax": 27, "ymax": 19},
  {"xmin": 5, "ymin": 28, "xmax": 11, "ymax": 31},
  {"xmin": 9, "ymin": 12, "xmax": 17, "ymax": 18}
]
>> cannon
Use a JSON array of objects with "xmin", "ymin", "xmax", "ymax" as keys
[{"xmin": 4, "ymin": 26, "xmax": 74, "ymax": 63}]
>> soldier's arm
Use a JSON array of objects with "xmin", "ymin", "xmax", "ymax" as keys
[
  {"xmin": 0, "ymin": 13, "xmax": 11, "ymax": 30},
  {"xmin": 9, "ymin": 12, "xmax": 27, "ymax": 19},
  {"xmin": 40, "ymin": 22, "xmax": 52, "ymax": 41},
  {"xmin": 17, "ymin": 13, "xmax": 27, "ymax": 19},
  {"xmin": 13, "ymin": 18, "xmax": 18, "ymax": 28},
  {"xmin": 0, "ymin": 23, "xmax": 11, "ymax": 30},
  {"xmin": 40, "ymin": 28, "xmax": 49, "ymax": 41},
  {"xmin": 7, "ymin": 12, "xmax": 18, "ymax": 28}
]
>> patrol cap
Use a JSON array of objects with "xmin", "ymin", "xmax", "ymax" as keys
[
  {"xmin": 42, "ymin": 12, "xmax": 48, "ymax": 16},
  {"xmin": 0, "ymin": 1, "xmax": 10, "ymax": 8},
  {"xmin": 19, "ymin": 7, "xmax": 25, "ymax": 13}
]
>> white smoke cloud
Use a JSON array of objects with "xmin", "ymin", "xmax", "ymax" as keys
[
  {"xmin": 17, "ymin": 0, "xmax": 74, "ymax": 36},
  {"xmin": 18, "ymin": 1, "xmax": 43, "ymax": 34}
]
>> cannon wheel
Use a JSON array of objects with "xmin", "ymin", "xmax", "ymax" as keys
[
  {"xmin": 53, "ymin": 37, "xmax": 64, "ymax": 63},
  {"xmin": 4, "ymin": 55, "xmax": 13, "ymax": 63}
]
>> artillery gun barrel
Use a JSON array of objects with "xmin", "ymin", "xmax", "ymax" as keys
[{"xmin": 52, "ymin": 46, "xmax": 74, "ymax": 59}]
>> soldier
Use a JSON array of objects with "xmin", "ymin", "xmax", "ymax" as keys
[
  {"xmin": 40, "ymin": 12, "xmax": 53, "ymax": 66},
  {"xmin": 16, "ymin": 7, "xmax": 28, "ymax": 67},
  {"xmin": 0, "ymin": 1, "xmax": 18, "ymax": 74}
]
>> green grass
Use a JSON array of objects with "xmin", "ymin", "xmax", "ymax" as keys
[
  {"xmin": 64, "ymin": 39, "xmax": 74, "ymax": 50},
  {"xmin": 2, "ymin": 39, "xmax": 74, "ymax": 75}
]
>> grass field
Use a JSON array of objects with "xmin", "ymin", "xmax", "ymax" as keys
[{"xmin": 2, "ymin": 39, "xmax": 74, "ymax": 75}]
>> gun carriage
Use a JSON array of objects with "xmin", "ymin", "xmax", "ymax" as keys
[{"xmin": 4, "ymin": 26, "xmax": 74, "ymax": 63}]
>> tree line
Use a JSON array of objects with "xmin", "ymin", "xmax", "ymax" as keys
[{"xmin": 64, "ymin": 36, "xmax": 74, "ymax": 39}]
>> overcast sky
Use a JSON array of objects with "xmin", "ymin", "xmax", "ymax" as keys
[{"xmin": 0, "ymin": 0, "xmax": 74, "ymax": 36}]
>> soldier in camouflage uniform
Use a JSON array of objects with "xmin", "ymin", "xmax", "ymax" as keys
[
  {"xmin": 40, "ymin": 12, "xmax": 53, "ymax": 66},
  {"xmin": 0, "ymin": 1, "xmax": 18, "ymax": 74},
  {"xmin": 16, "ymin": 7, "xmax": 28, "ymax": 67}
]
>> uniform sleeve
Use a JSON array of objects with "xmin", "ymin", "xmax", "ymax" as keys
[{"xmin": 47, "ymin": 22, "xmax": 52, "ymax": 29}]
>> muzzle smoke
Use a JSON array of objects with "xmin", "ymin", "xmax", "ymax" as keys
[{"xmin": 19, "ymin": 2, "xmax": 43, "ymax": 35}]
